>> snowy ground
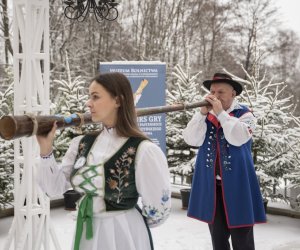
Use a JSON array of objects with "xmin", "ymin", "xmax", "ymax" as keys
[{"xmin": 1, "ymin": 198, "xmax": 300, "ymax": 250}]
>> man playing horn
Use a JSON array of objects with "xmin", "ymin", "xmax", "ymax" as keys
[{"xmin": 183, "ymin": 72, "xmax": 266, "ymax": 250}]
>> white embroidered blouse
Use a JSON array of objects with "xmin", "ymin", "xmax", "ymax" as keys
[{"xmin": 37, "ymin": 127, "xmax": 171, "ymax": 227}]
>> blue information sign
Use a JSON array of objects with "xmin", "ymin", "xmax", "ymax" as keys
[{"xmin": 99, "ymin": 62, "xmax": 166, "ymax": 154}]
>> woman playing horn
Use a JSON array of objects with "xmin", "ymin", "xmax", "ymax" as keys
[{"xmin": 36, "ymin": 72, "xmax": 171, "ymax": 250}]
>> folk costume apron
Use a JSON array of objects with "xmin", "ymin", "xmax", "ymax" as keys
[{"xmin": 70, "ymin": 134, "xmax": 153, "ymax": 250}]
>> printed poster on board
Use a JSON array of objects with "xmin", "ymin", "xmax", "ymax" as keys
[{"xmin": 99, "ymin": 62, "xmax": 166, "ymax": 154}]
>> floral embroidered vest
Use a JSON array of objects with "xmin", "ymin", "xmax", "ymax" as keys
[{"xmin": 71, "ymin": 133, "xmax": 145, "ymax": 211}]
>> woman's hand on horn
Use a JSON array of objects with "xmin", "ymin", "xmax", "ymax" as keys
[{"xmin": 36, "ymin": 122, "xmax": 57, "ymax": 156}]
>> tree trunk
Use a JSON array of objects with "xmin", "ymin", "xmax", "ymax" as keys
[{"xmin": 2, "ymin": 0, "xmax": 13, "ymax": 64}]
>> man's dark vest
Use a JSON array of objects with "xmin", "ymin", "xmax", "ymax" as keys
[{"xmin": 188, "ymin": 106, "xmax": 267, "ymax": 227}]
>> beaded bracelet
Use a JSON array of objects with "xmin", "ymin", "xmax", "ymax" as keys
[{"xmin": 40, "ymin": 151, "xmax": 53, "ymax": 159}]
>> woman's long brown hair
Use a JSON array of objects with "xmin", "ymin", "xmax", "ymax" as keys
[{"xmin": 91, "ymin": 72, "xmax": 149, "ymax": 140}]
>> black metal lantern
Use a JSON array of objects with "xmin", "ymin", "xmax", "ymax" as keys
[{"xmin": 63, "ymin": 0, "xmax": 119, "ymax": 22}]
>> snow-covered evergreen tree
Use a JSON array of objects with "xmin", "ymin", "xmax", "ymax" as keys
[
  {"xmin": 50, "ymin": 54, "xmax": 93, "ymax": 160},
  {"xmin": 283, "ymin": 115, "xmax": 300, "ymax": 209},
  {"xmin": 0, "ymin": 83, "xmax": 13, "ymax": 115},
  {"xmin": 224, "ymin": 64, "xmax": 300, "ymax": 199},
  {"xmin": 0, "ymin": 84, "xmax": 14, "ymax": 209},
  {"xmin": 166, "ymin": 62, "xmax": 204, "ymax": 179},
  {"xmin": 223, "ymin": 33, "xmax": 300, "ymax": 200},
  {"xmin": 0, "ymin": 141, "xmax": 14, "ymax": 209},
  {"xmin": 0, "ymin": 54, "xmax": 94, "ymax": 208}
]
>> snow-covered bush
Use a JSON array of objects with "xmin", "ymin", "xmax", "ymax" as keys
[
  {"xmin": 0, "ymin": 84, "xmax": 14, "ymax": 209},
  {"xmin": 50, "ymin": 57, "xmax": 98, "ymax": 160},
  {"xmin": 224, "ymin": 66, "xmax": 300, "ymax": 200},
  {"xmin": 51, "ymin": 75, "xmax": 89, "ymax": 159}
]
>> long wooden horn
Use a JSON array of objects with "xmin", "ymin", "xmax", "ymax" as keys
[{"xmin": 0, "ymin": 100, "xmax": 210, "ymax": 140}]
